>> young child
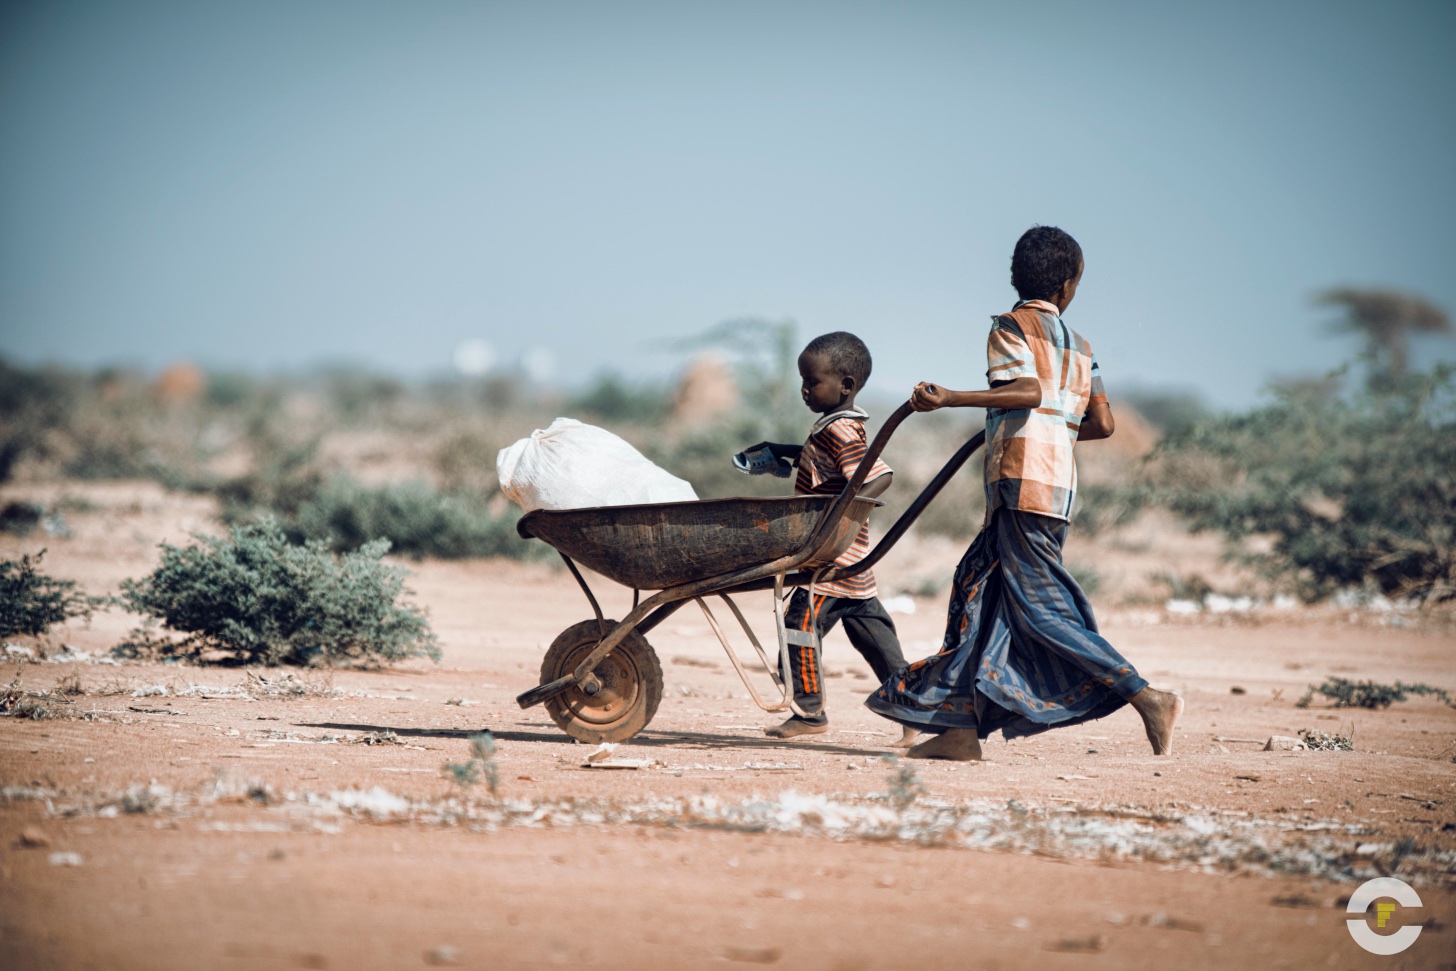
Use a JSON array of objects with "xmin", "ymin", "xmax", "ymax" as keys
[
  {"xmin": 744, "ymin": 332, "xmax": 919, "ymax": 745},
  {"xmin": 865, "ymin": 226, "xmax": 1183, "ymax": 760}
]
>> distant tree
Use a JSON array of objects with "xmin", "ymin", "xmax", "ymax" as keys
[
  {"xmin": 1146, "ymin": 364, "xmax": 1456, "ymax": 602},
  {"xmin": 1118, "ymin": 388, "xmax": 1210, "ymax": 437},
  {"xmin": 674, "ymin": 317, "xmax": 800, "ymax": 441},
  {"xmin": 0, "ymin": 360, "xmax": 81, "ymax": 483},
  {"xmin": 1316, "ymin": 288, "xmax": 1452, "ymax": 389},
  {"xmin": 568, "ymin": 370, "xmax": 668, "ymax": 423}
]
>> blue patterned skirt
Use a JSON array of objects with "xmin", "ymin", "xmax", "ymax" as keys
[{"xmin": 865, "ymin": 509, "xmax": 1148, "ymax": 739}]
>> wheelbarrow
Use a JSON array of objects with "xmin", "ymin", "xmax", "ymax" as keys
[{"xmin": 513, "ymin": 401, "xmax": 986, "ymax": 742}]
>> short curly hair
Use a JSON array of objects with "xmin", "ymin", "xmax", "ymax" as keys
[
  {"xmin": 1011, "ymin": 226, "xmax": 1083, "ymax": 301},
  {"xmin": 802, "ymin": 331, "xmax": 872, "ymax": 387}
]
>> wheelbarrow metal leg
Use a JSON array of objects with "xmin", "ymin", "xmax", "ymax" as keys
[
  {"xmin": 519, "ymin": 545, "xmax": 812, "ymax": 710},
  {"xmin": 717, "ymin": 591, "xmax": 785, "ymax": 689},
  {"xmin": 693, "ymin": 592, "xmax": 791, "ymax": 713},
  {"xmin": 559, "ymin": 553, "xmax": 607, "ymax": 638}
]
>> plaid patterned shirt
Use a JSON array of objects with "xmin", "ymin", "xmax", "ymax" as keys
[
  {"xmin": 794, "ymin": 409, "xmax": 892, "ymax": 599},
  {"xmin": 983, "ymin": 299, "xmax": 1106, "ymax": 522}
]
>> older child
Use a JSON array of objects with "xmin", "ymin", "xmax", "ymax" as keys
[
  {"xmin": 865, "ymin": 226, "xmax": 1183, "ymax": 760},
  {"xmin": 744, "ymin": 332, "xmax": 918, "ymax": 745}
]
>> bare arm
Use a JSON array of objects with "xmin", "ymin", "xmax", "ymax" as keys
[
  {"xmin": 910, "ymin": 375, "xmax": 1041, "ymax": 412},
  {"xmin": 1078, "ymin": 399, "xmax": 1115, "ymax": 441},
  {"xmin": 858, "ymin": 471, "xmax": 893, "ymax": 499}
]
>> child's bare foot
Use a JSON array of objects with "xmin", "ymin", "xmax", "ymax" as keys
[
  {"xmin": 887, "ymin": 726, "xmax": 923, "ymax": 749},
  {"xmin": 1130, "ymin": 687, "xmax": 1184, "ymax": 755},
  {"xmin": 906, "ymin": 728, "xmax": 982, "ymax": 761},
  {"xmin": 764, "ymin": 715, "xmax": 829, "ymax": 739}
]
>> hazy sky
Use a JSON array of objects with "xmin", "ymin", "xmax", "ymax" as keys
[{"xmin": 2, "ymin": 0, "xmax": 1453, "ymax": 408}]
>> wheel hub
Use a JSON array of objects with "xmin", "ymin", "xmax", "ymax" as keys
[{"xmin": 560, "ymin": 649, "xmax": 641, "ymax": 727}]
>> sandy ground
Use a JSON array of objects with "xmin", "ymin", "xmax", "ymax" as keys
[{"xmin": 2, "ymin": 482, "xmax": 1455, "ymax": 970}]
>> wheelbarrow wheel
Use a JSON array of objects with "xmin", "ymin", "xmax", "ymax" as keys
[{"xmin": 540, "ymin": 619, "xmax": 663, "ymax": 743}]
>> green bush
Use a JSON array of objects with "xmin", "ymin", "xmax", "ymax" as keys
[
  {"xmin": 0, "ymin": 360, "xmax": 82, "ymax": 483},
  {"xmin": 434, "ymin": 428, "xmax": 501, "ymax": 494},
  {"xmin": 321, "ymin": 367, "xmax": 406, "ymax": 427},
  {"xmin": 214, "ymin": 403, "xmax": 327, "ymax": 522},
  {"xmin": 1296, "ymin": 677, "xmax": 1451, "ymax": 709},
  {"xmin": 0, "ymin": 502, "xmax": 45, "ymax": 536},
  {"xmin": 211, "ymin": 402, "xmax": 538, "ymax": 560},
  {"xmin": 118, "ymin": 521, "xmax": 439, "ymax": 666},
  {"xmin": 1147, "ymin": 365, "xmax": 1456, "ymax": 602},
  {"xmin": 0, "ymin": 359, "xmax": 227, "ymax": 487},
  {"xmin": 1067, "ymin": 563, "xmax": 1103, "ymax": 597},
  {"xmin": 1120, "ymin": 388, "xmax": 1211, "ymax": 437},
  {"xmin": 568, "ymin": 371, "xmax": 669, "ymax": 424},
  {"xmin": 884, "ymin": 467, "xmax": 984, "ymax": 541},
  {"xmin": 0, "ymin": 551, "xmax": 96, "ymax": 638},
  {"xmin": 286, "ymin": 478, "xmax": 541, "ymax": 560},
  {"xmin": 443, "ymin": 732, "xmax": 500, "ymax": 797},
  {"xmin": 1070, "ymin": 482, "xmax": 1146, "ymax": 537},
  {"xmin": 871, "ymin": 412, "xmax": 988, "ymax": 541},
  {"xmin": 644, "ymin": 419, "xmax": 786, "ymax": 502}
]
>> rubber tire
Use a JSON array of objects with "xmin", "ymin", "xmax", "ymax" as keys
[{"xmin": 540, "ymin": 619, "xmax": 664, "ymax": 744}]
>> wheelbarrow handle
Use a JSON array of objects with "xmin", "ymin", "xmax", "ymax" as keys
[
  {"xmin": 517, "ymin": 673, "xmax": 577, "ymax": 709},
  {"xmin": 799, "ymin": 400, "xmax": 916, "ymax": 561}
]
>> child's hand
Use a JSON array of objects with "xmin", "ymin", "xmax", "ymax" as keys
[
  {"xmin": 733, "ymin": 442, "xmax": 799, "ymax": 477},
  {"xmin": 744, "ymin": 442, "xmax": 801, "ymax": 461},
  {"xmin": 911, "ymin": 382, "xmax": 951, "ymax": 412}
]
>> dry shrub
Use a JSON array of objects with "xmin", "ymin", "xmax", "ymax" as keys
[
  {"xmin": 118, "ymin": 521, "xmax": 439, "ymax": 666},
  {"xmin": 0, "ymin": 551, "xmax": 98, "ymax": 639},
  {"xmin": 1146, "ymin": 365, "xmax": 1456, "ymax": 602}
]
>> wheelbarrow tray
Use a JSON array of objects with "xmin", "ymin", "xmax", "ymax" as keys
[{"xmin": 516, "ymin": 495, "xmax": 882, "ymax": 590}]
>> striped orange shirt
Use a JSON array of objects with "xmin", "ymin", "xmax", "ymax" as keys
[{"xmin": 794, "ymin": 410, "xmax": 892, "ymax": 599}]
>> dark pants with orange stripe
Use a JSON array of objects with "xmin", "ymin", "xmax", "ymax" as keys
[{"xmin": 782, "ymin": 589, "xmax": 905, "ymax": 722}]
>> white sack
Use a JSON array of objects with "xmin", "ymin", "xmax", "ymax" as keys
[{"xmin": 497, "ymin": 418, "xmax": 698, "ymax": 512}]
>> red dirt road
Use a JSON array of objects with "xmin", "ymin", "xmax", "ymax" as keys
[{"xmin": 2, "ymin": 487, "xmax": 1454, "ymax": 969}]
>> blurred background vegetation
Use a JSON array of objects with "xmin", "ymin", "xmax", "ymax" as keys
[{"xmin": 1, "ymin": 291, "xmax": 1452, "ymax": 604}]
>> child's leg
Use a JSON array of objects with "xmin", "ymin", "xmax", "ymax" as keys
[
  {"xmin": 765, "ymin": 589, "xmax": 829, "ymax": 738},
  {"xmin": 837, "ymin": 597, "xmax": 907, "ymax": 682},
  {"xmin": 836, "ymin": 598, "xmax": 921, "ymax": 748},
  {"xmin": 906, "ymin": 729, "xmax": 983, "ymax": 761},
  {"xmin": 1129, "ymin": 687, "xmax": 1184, "ymax": 755}
]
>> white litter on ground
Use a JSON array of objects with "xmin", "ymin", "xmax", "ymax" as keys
[
  {"xmin": 2, "ymin": 785, "xmax": 53, "ymax": 802},
  {"xmin": 29, "ymin": 782, "xmax": 1456, "ymax": 886},
  {"xmin": 320, "ymin": 787, "xmax": 412, "ymax": 819},
  {"xmin": 45, "ymin": 647, "xmax": 119, "ymax": 665},
  {"xmin": 1204, "ymin": 594, "xmax": 1256, "ymax": 613},
  {"xmin": 583, "ymin": 759, "xmax": 655, "ymax": 770},
  {"xmin": 881, "ymin": 595, "xmax": 917, "ymax": 616}
]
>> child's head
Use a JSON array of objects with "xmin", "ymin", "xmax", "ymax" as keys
[
  {"xmin": 1011, "ymin": 225, "xmax": 1084, "ymax": 308},
  {"xmin": 798, "ymin": 331, "xmax": 872, "ymax": 414}
]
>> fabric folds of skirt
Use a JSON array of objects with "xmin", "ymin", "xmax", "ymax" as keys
[{"xmin": 865, "ymin": 509, "xmax": 1148, "ymax": 740}]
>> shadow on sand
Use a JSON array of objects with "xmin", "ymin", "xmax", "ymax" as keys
[{"xmin": 299, "ymin": 721, "xmax": 878, "ymax": 757}]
